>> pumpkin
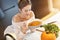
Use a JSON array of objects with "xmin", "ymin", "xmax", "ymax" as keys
[{"xmin": 41, "ymin": 32, "xmax": 56, "ymax": 40}]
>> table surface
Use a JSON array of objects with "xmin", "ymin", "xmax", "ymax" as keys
[{"xmin": 23, "ymin": 31, "xmax": 60, "ymax": 40}]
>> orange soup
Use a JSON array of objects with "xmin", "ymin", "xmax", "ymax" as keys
[{"xmin": 28, "ymin": 21, "xmax": 42, "ymax": 26}]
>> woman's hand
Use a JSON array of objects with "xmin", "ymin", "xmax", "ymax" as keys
[{"xmin": 21, "ymin": 23, "xmax": 28, "ymax": 34}]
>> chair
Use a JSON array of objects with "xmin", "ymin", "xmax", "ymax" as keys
[{"xmin": 0, "ymin": 0, "xmax": 19, "ymax": 40}]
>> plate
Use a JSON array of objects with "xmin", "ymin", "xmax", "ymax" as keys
[{"xmin": 23, "ymin": 31, "xmax": 42, "ymax": 40}]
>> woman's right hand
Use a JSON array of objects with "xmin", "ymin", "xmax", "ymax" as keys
[{"xmin": 21, "ymin": 22, "xmax": 28, "ymax": 34}]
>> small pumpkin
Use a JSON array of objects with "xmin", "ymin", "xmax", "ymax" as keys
[{"xmin": 41, "ymin": 32, "xmax": 56, "ymax": 40}]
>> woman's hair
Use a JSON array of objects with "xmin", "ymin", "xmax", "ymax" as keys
[{"xmin": 18, "ymin": 0, "xmax": 32, "ymax": 10}]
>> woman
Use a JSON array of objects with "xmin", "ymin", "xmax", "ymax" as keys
[
  {"xmin": 13, "ymin": 0, "xmax": 35, "ymax": 22},
  {"xmin": 12, "ymin": 0, "xmax": 35, "ymax": 34},
  {"xmin": 4, "ymin": 0, "xmax": 35, "ymax": 40}
]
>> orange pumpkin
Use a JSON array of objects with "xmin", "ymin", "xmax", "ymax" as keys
[{"xmin": 41, "ymin": 32, "xmax": 56, "ymax": 40}]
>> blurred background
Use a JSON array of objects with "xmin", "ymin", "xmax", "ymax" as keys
[{"xmin": 0, "ymin": 0, "xmax": 60, "ymax": 40}]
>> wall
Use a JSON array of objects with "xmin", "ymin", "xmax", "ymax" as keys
[
  {"xmin": 31, "ymin": 0, "xmax": 50, "ymax": 19},
  {"xmin": 53, "ymin": 0, "xmax": 60, "ymax": 10}
]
